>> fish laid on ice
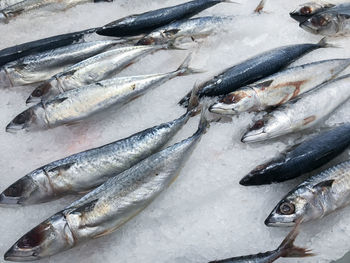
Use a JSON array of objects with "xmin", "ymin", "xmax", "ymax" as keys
[
  {"xmin": 4, "ymin": 111, "xmax": 209, "ymax": 261},
  {"xmin": 209, "ymin": 59, "xmax": 350, "ymax": 115},
  {"xmin": 300, "ymin": 3, "xmax": 350, "ymax": 36},
  {"xmin": 26, "ymin": 45, "xmax": 164, "ymax": 103},
  {"xmin": 7, "ymin": 55, "xmax": 197, "ymax": 131},
  {"xmin": 179, "ymin": 38, "xmax": 331, "ymax": 107},
  {"xmin": 265, "ymin": 160, "xmax": 350, "ymax": 226},
  {"xmin": 241, "ymin": 74, "xmax": 350, "ymax": 143},
  {"xmin": 96, "ymin": 0, "xmax": 234, "ymax": 37},
  {"xmin": 0, "ymin": 40, "xmax": 120, "ymax": 88},
  {"xmin": 137, "ymin": 16, "xmax": 233, "ymax": 45},
  {"xmin": 209, "ymin": 223, "xmax": 313, "ymax": 262},
  {"xmin": 240, "ymin": 124, "xmax": 350, "ymax": 186},
  {"xmin": 290, "ymin": 1, "xmax": 335, "ymax": 23}
]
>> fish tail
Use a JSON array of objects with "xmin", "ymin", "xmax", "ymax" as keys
[
  {"xmin": 176, "ymin": 54, "xmax": 204, "ymax": 77},
  {"xmin": 194, "ymin": 105, "xmax": 210, "ymax": 136},
  {"xmin": 317, "ymin": 37, "xmax": 337, "ymax": 48},
  {"xmin": 186, "ymin": 83, "xmax": 202, "ymax": 117},
  {"xmin": 278, "ymin": 223, "xmax": 315, "ymax": 259}
]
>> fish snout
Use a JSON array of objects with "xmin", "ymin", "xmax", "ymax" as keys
[
  {"xmin": 209, "ymin": 102, "xmax": 236, "ymax": 115},
  {"xmin": 25, "ymin": 95, "xmax": 40, "ymax": 105},
  {"xmin": 6, "ymin": 108, "xmax": 35, "ymax": 133}
]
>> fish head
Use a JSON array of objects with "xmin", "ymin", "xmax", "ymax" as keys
[
  {"xmin": 290, "ymin": 2, "xmax": 323, "ymax": 22},
  {"xmin": 4, "ymin": 213, "xmax": 74, "ymax": 261},
  {"xmin": 300, "ymin": 12, "xmax": 339, "ymax": 36},
  {"xmin": 27, "ymin": 82, "xmax": 53, "ymax": 104},
  {"xmin": 6, "ymin": 107, "xmax": 36, "ymax": 133}
]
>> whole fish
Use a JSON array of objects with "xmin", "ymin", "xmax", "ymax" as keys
[
  {"xmin": 137, "ymin": 16, "xmax": 232, "ymax": 45},
  {"xmin": 179, "ymin": 38, "xmax": 330, "ymax": 107},
  {"xmin": 26, "ymin": 45, "xmax": 163, "ymax": 104},
  {"xmin": 240, "ymin": 124, "xmax": 350, "ymax": 186},
  {"xmin": 241, "ymin": 74, "xmax": 350, "ymax": 143},
  {"xmin": 96, "ymin": 0, "xmax": 233, "ymax": 37},
  {"xmin": 0, "ymin": 0, "xmax": 112, "ymax": 23},
  {"xmin": 300, "ymin": 3, "xmax": 350, "ymax": 36},
  {"xmin": 4, "ymin": 112, "xmax": 208, "ymax": 261},
  {"xmin": 7, "ymin": 55, "xmax": 197, "ymax": 131},
  {"xmin": 209, "ymin": 223, "xmax": 313, "ymax": 263},
  {"xmin": 0, "ymin": 40, "xmax": 119, "ymax": 88},
  {"xmin": 265, "ymin": 160, "xmax": 350, "ymax": 226},
  {"xmin": 0, "ymin": 28, "xmax": 97, "ymax": 67},
  {"xmin": 209, "ymin": 59, "xmax": 350, "ymax": 115},
  {"xmin": 290, "ymin": 1, "xmax": 335, "ymax": 23},
  {"xmin": 0, "ymin": 0, "xmax": 23, "ymax": 9}
]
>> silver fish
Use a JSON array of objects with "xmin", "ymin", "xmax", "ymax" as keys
[
  {"xmin": 7, "ymin": 55, "xmax": 197, "ymax": 132},
  {"xmin": 300, "ymin": 3, "xmax": 350, "ymax": 36},
  {"xmin": 26, "ymin": 45, "xmax": 165, "ymax": 104},
  {"xmin": 265, "ymin": 160, "xmax": 350, "ymax": 227},
  {"xmin": 290, "ymin": 1, "xmax": 335, "ymax": 23},
  {"xmin": 4, "ymin": 112, "xmax": 208, "ymax": 261},
  {"xmin": 137, "ymin": 16, "xmax": 232, "ymax": 45},
  {"xmin": 241, "ymin": 74, "xmax": 350, "ymax": 143},
  {"xmin": 209, "ymin": 59, "xmax": 350, "ymax": 115},
  {"xmin": 0, "ymin": 40, "xmax": 119, "ymax": 88}
]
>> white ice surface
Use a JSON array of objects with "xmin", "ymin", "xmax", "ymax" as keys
[{"xmin": 1, "ymin": 0, "xmax": 350, "ymax": 262}]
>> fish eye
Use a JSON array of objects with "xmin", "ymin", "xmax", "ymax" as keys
[
  {"xmin": 251, "ymin": 120, "xmax": 264, "ymax": 130},
  {"xmin": 14, "ymin": 112, "xmax": 29, "ymax": 124},
  {"xmin": 279, "ymin": 202, "xmax": 295, "ymax": 215},
  {"xmin": 32, "ymin": 88, "xmax": 43, "ymax": 97},
  {"xmin": 300, "ymin": 6, "xmax": 311, "ymax": 15}
]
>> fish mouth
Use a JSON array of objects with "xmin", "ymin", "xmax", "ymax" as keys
[
  {"xmin": 208, "ymin": 103, "xmax": 235, "ymax": 115},
  {"xmin": 4, "ymin": 245, "xmax": 39, "ymax": 262},
  {"xmin": 239, "ymin": 172, "xmax": 263, "ymax": 186},
  {"xmin": 264, "ymin": 214, "xmax": 296, "ymax": 227},
  {"xmin": 6, "ymin": 108, "xmax": 35, "ymax": 133},
  {"xmin": 289, "ymin": 12, "xmax": 309, "ymax": 23},
  {"xmin": 241, "ymin": 129, "xmax": 267, "ymax": 143},
  {"xmin": 25, "ymin": 95, "xmax": 40, "ymax": 105}
]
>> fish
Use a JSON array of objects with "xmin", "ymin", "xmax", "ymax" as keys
[
  {"xmin": 290, "ymin": 1, "xmax": 335, "ymax": 23},
  {"xmin": 209, "ymin": 59, "xmax": 350, "ymax": 115},
  {"xmin": 300, "ymin": 3, "xmax": 350, "ymax": 36},
  {"xmin": 137, "ymin": 16, "xmax": 233, "ymax": 45},
  {"xmin": 0, "ymin": 0, "xmax": 112, "ymax": 23},
  {"xmin": 7, "ymin": 55, "xmax": 198, "ymax": 132},
  {"xmin": 240, "ymin": 123, "xmax": 350, "ymax": 186},
  {"xmin": 3, "ymin": 110, "xmax": 209, "ymax": 261},
  {"xmin": 96, "ymin": 0, "xmax": 234, "ymax": 37},
  {"xmin": 0, "ymin": 40, "xmax": 120, "ymax": 88},
  {"xmin": 241, "ymin": 74, "xmax": 350, "ymax": 143},
  {"xmin": 26, "ymin": 45, "xmax": 164, "ymax": 104},
  {"xmin": 0, "ymin": 28, "xmax": 97, "ymax": 67},
  {"xmin": 265, "ymin": 160, "xmax": 350, "ymax": 227},
  {"xmin": 178, "ymin": 38, "xmax": 331, "ymax": 107},
  {"xmin": 209, "ymin": 223, "xmax": 313, "ymax": 262}
]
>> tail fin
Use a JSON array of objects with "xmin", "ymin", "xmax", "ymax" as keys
[
  {"xmin": 193, "ymin": 105, "xmax": 210, "ymax": 136},
  {"xmin": 176, "ymin": 54, "xmax": 204, "ymax": 77},
  {"xmin": 278, "ymin": 223, "xmax": 315, "ymax": 258},
  {"xmin": 317, "ymin": 37, "xmax": 337, "ymax": 48},
  {"xmin": 187, "ymin": 83, "xmax": 201, "ymax": 116},
  {"xmin": 254, "ymin": 0, "xmax": 266, "ymax": 13}
]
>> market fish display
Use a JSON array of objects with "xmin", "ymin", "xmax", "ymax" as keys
[
  {"xmin": 242, "ymin": 74, "xmax": 350, "ymax": 143},
  {"xmin": 300, "ymin": 3, "xmax": 350, "ymax": 36},
  {"xmin": 209, "ymin": 59, "xmax": 350, "ymax": 115},
  {"xmin": 26, "ymin": 45, "xmax": 162, "ymax": 103},
  {"xmin": 4, "ymin": 113, "xmax": 208, "ymax": 261},
  {"xmin": 0, "ymin": 0, "xmax": 112, "ymax": 23},
  {"xmin": 7, "ymin": 55, "xmax": 197, "ymax": 131},
  {"xmin": 265, "ymin": 160, "xmax": 350, "ymax": 226},
  {"xmin": 0, "ymin": 28, "xmax": 97, "ymax": 67},
  {"xmin": 179, "ymin": 38, "xmax": 331, "ymax": 107},
  {"xmin": 137, "ymin": 16, "xmax": 232, "ymax": 45},
  {"xmin": 290, "ymin": 1, "xmax": 335, "ymax": 23},
  {"xmin": 240, "ymin": 124, "xmax": 350, "ymax": 186},
  {"xmin": 96, "ymin": 0, "xmax": 233, "ymax": 37},
  {"xmin": 0, "ymin": 40, "xmax": 119, "ymax": 88},
  {"xmin": 209, "ymin": 223, "xmax": 313, "ymax": 262}
]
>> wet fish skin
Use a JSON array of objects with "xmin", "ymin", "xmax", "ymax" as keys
[
  {"xmin": 4, "ymin": 113, "xmax": 208, "ymax": 261},
  {"xmin": 179, "ymin": 38, "xmax": 330, "ymax": 107},
  {"xmin": 96, "ymin": 0, "xmax": 233, "ymax": 37},
  {"xmin": 0, "ymin": 28, "xmax": 97, "ymax": 67},
  {"xmin": 290, "ymin": 1, "xmax": 335, "ymax": 23},
  {"xmin": 0, "ymin": 111, "xmax": 193, "ymax": 205},
  {"xmin": 240, "ymin": 124, "xmax": 350, "ymax": 186},
  {"xmin": 209, "ymin": 59, "xmax": 350, "ymax": 115},
  {"xmin": 241, "ymin": 74, "xmax": 350, "ymax": 143},
  {"xmin": 137, "ymin": 16, "xmax": 232, "ymax": 45},
  {"xmin": 0, "ymin": 40, "xmax": 120, "ymax": 87},
  {"xmin": 265, "ymin": 160, "xmax": 350, "ymax": 227}
]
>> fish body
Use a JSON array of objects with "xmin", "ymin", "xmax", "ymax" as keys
[
  {"xmin": 265, "ymin": 160, "xmax": 350, "ymax": 226},
  {"xmin": 0, "ymin": 40, "xmax": 119, "ymax": 87},
  {"xmin": 4, "ymin": 114, "xmax": 208, "ymax": 261},
  {"xmin": 96, "ymin": 0, "xmax": 232, "ymax": 37},
  {"xmin": 300, "ymin": 3, "xmax": 350, "ymax": 36},
  {"xmin": 27, "ymin": 45, "xmax": 161, "ymax": 103},
  {"xmin": 0, "ymin": 28, "xmax": 97, "ymax": 67},
  {"xmin": 7, "ymin": 56, "xmax": 195, "ymax": 131},
  {"xmin": 241, "ymin": 74, "xmax": 350, "ymax": 143},
  {"xmin": 179, "ymin": 39, "xmax": 329, "ymax": 107},
  {"xmin": 240, "ymin": 124, "xmax": 350, "ymax": 186},
  {"xmin": 137, "ymin": 16, "xmax": 232, "ymax": 45},
  {"xmin": 209, "ymin": 59, "xmax": 350, "ymax": 115},
  {"xmin": 290, "ymin": 1, "xmax": 335, "ymax": 23}
]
